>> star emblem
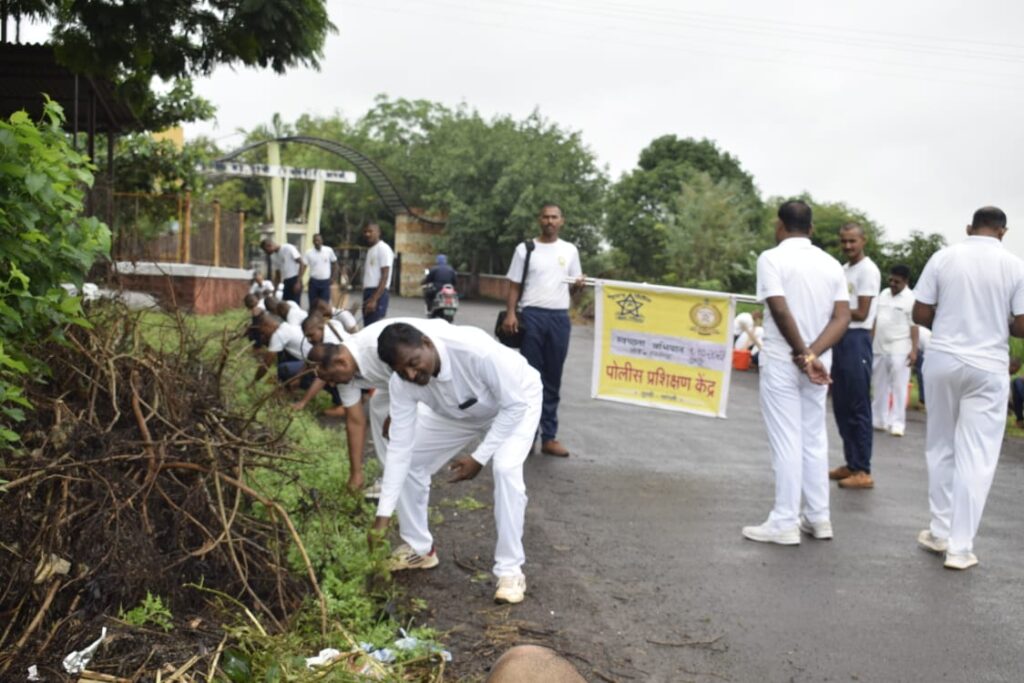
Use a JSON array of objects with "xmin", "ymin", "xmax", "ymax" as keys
[{"xmin": 616, "ymin": 294, "xmax": 643, "ymax": 319}]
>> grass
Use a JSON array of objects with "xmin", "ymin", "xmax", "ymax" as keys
[{"xmin": 136, "ymin": 307, "xmax": 444, "ymax": 681}]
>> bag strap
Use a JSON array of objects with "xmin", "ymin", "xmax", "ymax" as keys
[
  {"xmin": 325, "ymin": 318, "xmax": 346, "ymax": 343},
  {"xmin": 515, "ymin": 240, "xmax": 535, "ymax": 309}
]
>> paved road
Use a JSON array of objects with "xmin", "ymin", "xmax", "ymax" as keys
[{"xmin": 383, "ymin": 295, "xmax": 1024, "ymax": 682}]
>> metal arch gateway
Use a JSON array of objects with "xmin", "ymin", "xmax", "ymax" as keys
[{"xmin": 214, "ymin": 135, "xmax": 445, "ymax": 226}]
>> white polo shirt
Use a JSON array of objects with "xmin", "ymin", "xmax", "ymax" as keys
[
  {"xmin": 377, "ymin": 324, "xmax": 542, "ymax": 518},
  {"xmin": 363, "ymin": 241, "xmax": 394, "ymax": 289},
  {"xmin": 756, "ymin": 237, "xmax": 848, "ymax": 364},
  {"xmin": 506, "ymin": 238, "xmax": 582, "ymax": 310},
  {"xmin": 844, "ymin": 256, "xmax": 881, "ymax": 330},
  {"xmin": 282, "ymin": 300, "xmax": 307, "ymax": 327},
  {"xmin": 267, "ymin": 322, "xmax": 305, "ymax": 360},
  {"xmin": 873, "ymin": 286, "xmax": 916, "ymax": 356},
  {"xmin": 273, "ymin": 243, "xmax": 303, "ymax": 280},
  {"xmin": 249, "ymin": 280, "xmax": 274, "ymax": 297},
  {"xmin": 304, "ymin": 246, "xmax": 337, "ymax": 280},
  {"xmin": 914, "ymin": 235, "xmax": 1024, "ymax": 373}
]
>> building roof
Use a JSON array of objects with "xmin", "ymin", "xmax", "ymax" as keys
[{"xmin": 0, "ymin": 42, "xmax": 142, "ymax": 133}]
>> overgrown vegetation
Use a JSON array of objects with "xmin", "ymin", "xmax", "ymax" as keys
[{"xmin": 0, "ymin": 305, "xmax": 444, "ymax": 681}]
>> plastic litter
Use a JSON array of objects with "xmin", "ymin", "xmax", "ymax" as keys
[
  {"xmin": 62, "ymin": 627, "xmax": 107, "ymax": 674},
  {"xmin": 33, "ymin": 553, "xmax": 71, "ymax": 584},
  {"xmin": 392, "ymin": 629, "xmax": 452, "ymax": 662},
  {"xmin": 304, "ymin": 648, "xmax": 342, "ymax": 669},
  {"xmin": 27, "ymin": 665, "xmax": 40, "ymax": 681}
]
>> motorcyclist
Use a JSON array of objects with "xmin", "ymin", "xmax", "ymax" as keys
[{"xmin": 421, "ymin": 254, "xmax": 458, "ymax": 311}]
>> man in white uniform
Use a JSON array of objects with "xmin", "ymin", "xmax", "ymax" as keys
[
  {"xmin": 253, "ymin": 314, "xmax": 307, "ymax": 386},
  {"xmin": 912, "ymin": 206, "xmax": 1024, "ymax": 570},
  {"xmin": 501, "ymin": 203, "xmax": 584, "ymax": 457},
  {"xmin": 362, "ymin": 223, "xmax": 395, "ymax": 325},
  {"xmin": 313, "ymin": 318, "xmax": 453, "ymax": 496},
  {"xmin": 743, "ymin": 200, "xmax": 850, "ymax": 545},
  {"xmin": 829, "ymin": 223, "xmax": 882, "ymax": 489},
  {"xmin": 372, "ymin": 322, "xmax": 542, "ymax": 604},
  {"xmin": 261, "ymin": 238, "xmax": 305, "ymax": 305},
  {"xmin": 304, "ymin": 234, "xmax": 338, "ymax": 309},
  {"xmin": 871, "ymin": 264, "xmax": 919, "ymax": 437}
]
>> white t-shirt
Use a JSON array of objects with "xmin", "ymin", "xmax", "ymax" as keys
[
  {"xmin": 756, "ymin": 237, "xmax": 848, "ymax": 364},
  {"xmin": 249, "ymin": 280, "xmax": 274, "ymax": 297},
  {"xmin": 273, "ymin": 243, "xmax": 303, "ymax": 280},
  {"xmin": 267, "ymin": 322, "xmax": 306, "ymax": 360},
  {"xmin": 914, "ymin": 235, "xmax": 1024, "ymax": 373},
  {"xmin": 844, "ymin": 257, "xmax": 881, "ymax": 330},
  {"xmin": 282, "ymin": 300, "xmax": 307, "ymax": 327},
  {"xmin": 505, "ymin": 238, "xmax": 582, "ymax": 310},
  {"xmin": 300, "ymin": 319, "xmax": 348, "ymax": 360},
  {"xmin": 363, "ymin": 241, "xmax": 395, "ymax": 289},
  {"xmin": 873, "ymin": 286, "xmax": 916, "ymax": 356},
  {"xmin": 304, "ymin": 246, "xmax": 337, "ymax": 280}
]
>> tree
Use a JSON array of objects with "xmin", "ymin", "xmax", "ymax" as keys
[
  {"xmin": 4, "ymin": 0, "xmax": 335, "ymax": 128},
  {"xmin": 605, "ymin": 135, "xmax": 763, "ymax": 281},
  {"xmin": 0, "ymin": 100, "xmax": 111, "ymax": 444},
  {"xmin": 762, "ymin": 194, "xmax": 886, "ymax": 264},
  {"xmin": 882, "ymin": 230, "xmax": 946, "ymax": 285}
]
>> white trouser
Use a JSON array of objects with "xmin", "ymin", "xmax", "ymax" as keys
[
  {"xmin": 759, "ymin": 356, "xmax": 831, "ymax": 528},
  {"xmin": 397, "ymin": 394, "xmax": 541, "ymax": 577},
  {"xmin": 368, "ymin": 389, "xmax": 390, "ymax": 468},
  {"xmin": 871, "ymin": 352, "xmax": 911, "ymax": 431},
  {"xmin": 923, "ymin": 351, "xmax": 1007, "ymax": 555}
]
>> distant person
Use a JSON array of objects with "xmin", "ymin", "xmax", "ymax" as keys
[
  {"xmin": 290, "ymin": 313, "xmax": 349, "ymax": 418},
  {"xmin": 1009, "ymin": 358, "xmax": 1024, "ymax": 429},
  {"xmin": 829, "ymin": 222, "xmax": 881, "ymax": 489},
  {"xmin": 871, "ymin": 264, "xmax": 919, "ymax": 437},
  {"xmin": 311, "ymin": 298, "xmax": 359, "ymax": 334},
  {"xmin": 249, "ymin": 271, "xmax": 274, "ymax": 299},
  {"xmin": 304, "ymin": 234, "xmax": 338, "ymax": 309},
  {"xmin": 501, "ymin": 203, "xmax": 585, "ymax": 458},
  {"xmin": 914, "ymin": 325, "xmax": 931, "ymax": 407},
  {"xmin": 913, "ymin": 206, "xmax": 1024, "ymax": 570},
  {"xmin": 243, "ymin": 293, "xmax": 265, "ymax": 348},
  {"xmin": 252, "ymin": 313, "xmax": 307, "ymax": 387},
  {"xmin": 734, "ymin": 310, "xmax": 765, "ymax": 366},
  {"xmin": 743, "ymin": 200, "xmax": 850, "ymax": 546},
  {"xmin": 260, "ymin": 238, "xmax": 305, "ymax": 305},
  {"xmin": 421, "ymin": 254, "xmax": 458, "ymax": 310},
  {"xmin": 361, "ymin": 222, "xmax": 394, "ymax": 325},
  {"xmin": 275, "ymin": 299, "xmax": 308, "ymax": 328},
  {"xmin": 374, "ymin": 322, "xmax": 542, "ymax": 604}
]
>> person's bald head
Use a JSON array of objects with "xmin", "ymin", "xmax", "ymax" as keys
[{"xmin": 486, "ymin": 645, "xmax": 585, "ymax": 683}]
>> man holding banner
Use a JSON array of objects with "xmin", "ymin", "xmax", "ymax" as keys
[{"xmin": 743, "ymin": 200, "xmax": 851, "ymax": 546}]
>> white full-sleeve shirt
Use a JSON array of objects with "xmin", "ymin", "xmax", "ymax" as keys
[{"xmin": 376, "ymin": 324, "xmax": 542, "ymax": 517}]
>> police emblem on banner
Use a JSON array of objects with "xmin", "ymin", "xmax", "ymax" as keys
[
  {"xmin": 608, "ymin": 292, "xmax": 650, "ymax": 322},
  {"xmin": 689, "ymin": 299, "xmax": 723, "ymax": 335}
]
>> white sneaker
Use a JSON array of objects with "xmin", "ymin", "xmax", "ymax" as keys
[
  {"xmin": 944, "ymin": 551, "xmax": 979, "ymax": 570},
  {"xmin": 494, "ymin": 574, "xmax": 527, "ymax": 604},
  {"xmin": 387, "ymin": 544, "xmax": 439, "ymax": 571},
  {"xmin": 363, "ymin": 478, "xmax": 382, "ymax": 500},
  {"xmin": 890, "ymin": 426, "xmax": 905, "ymax": 437},
  {"xmin": 917, "ymin": 529, "xmax": 948, "ymax": 554},
  {"xmin": 798, "ymin": 515, "xmax": 834, "ymax": 540},
  {"xmin": 742, "ymin": 522, "xmax": 800, "ymax": 545}
]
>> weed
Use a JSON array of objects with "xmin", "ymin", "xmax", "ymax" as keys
[{"xmin": 120, "ymin": 592, "xmax": 174, "ymax": 632}]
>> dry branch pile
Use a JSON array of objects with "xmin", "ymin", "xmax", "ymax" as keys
[{"xmin": 0, "ymin": 305, "xmax": 326, "ymax": 680}]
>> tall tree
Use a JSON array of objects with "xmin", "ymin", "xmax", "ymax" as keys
[
  {"xmin": 605, "ymin": 135, "xmax": 763, "ymax": 280},
  {"xmin": 763, "ymin": 193, "xmax": 886, "ymax": 265},
  {"xmin": 882, "ymin": 230, "xmax": 946, "ymax": 285}
]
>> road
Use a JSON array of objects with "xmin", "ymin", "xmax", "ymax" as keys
[{"xmin": 379, "ymin": 295, "xmax": 1024, "ymax": 683}]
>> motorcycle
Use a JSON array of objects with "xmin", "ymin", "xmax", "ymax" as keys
[{"xmin": 422, "ymin": 275, "xmax": 459, "ymax": 323}]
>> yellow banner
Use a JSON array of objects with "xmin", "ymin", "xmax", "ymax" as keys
[{"xmin": 591, "ymin": 280, "xmax": 735, "ymax": 418}]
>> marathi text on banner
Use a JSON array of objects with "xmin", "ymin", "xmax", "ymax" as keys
[{"xmin": 591, "ymin": 280, "xmax": 735, "ymax": 418}]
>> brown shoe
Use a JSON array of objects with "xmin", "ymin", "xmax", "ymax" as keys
[
  {"xmin": 829, "ymin": 465, "xmax": 852, "ymax": 481},
  {"xmin": 541, "ymin": 439, "xmax": 570, "ymax": 457},
  {"xmin": 838, "ymin": 471, "xmax": 874, "ymax": 489}
]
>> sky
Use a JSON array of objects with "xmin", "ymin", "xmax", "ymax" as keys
[{"xmin": 19, "ymin": 1, "xmax": 1024, "ymax": 252}]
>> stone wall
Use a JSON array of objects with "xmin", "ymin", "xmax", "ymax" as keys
[
  {"xmin": 394, "ymin": 212, "xmax": 445, "ymax": 297},
  {"xmin": 115, "ymin": 262, "xmax": 251, "ymax": 315}
]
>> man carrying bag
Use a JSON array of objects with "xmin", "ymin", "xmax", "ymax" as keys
[{"xmin": 498, "ymin": 203, "xmax": 585, "ymax": 458}]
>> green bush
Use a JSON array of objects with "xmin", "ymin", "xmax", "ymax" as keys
[{"xmin": 0, "ymin": 98, "xmax": 111, "ymax": 444}]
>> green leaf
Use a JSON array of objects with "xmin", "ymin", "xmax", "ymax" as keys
[{"xmin": 25, "ymin": 172, "xmax": 47, "ymax": 195}]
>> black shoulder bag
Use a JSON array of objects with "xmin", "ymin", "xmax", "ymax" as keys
[{"xmin": 494, "ymin": 240, "xmax": 535, "ymax": 348}]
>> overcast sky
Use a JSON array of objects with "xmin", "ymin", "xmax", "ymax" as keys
[{"xmin": 23, "ymin": 1, "xmax": 1024, "ymax": 252}]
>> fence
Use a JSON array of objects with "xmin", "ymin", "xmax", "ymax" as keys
[{"xmin": 97, "ymin": 191, "xmax": 248, "ymax": 268}]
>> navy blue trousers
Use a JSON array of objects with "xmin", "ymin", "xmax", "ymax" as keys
[
  {"xmin": 831, "ymin": 329, "xmax": 874, "ymax": 473},
  {"xmin": 282, "ymin": 276, "xmax": 302, "ymax": 304},
  {"xmin": 308, "ymin": 278, "xmax": 332, "ymax": 307},
  {"xmin": 362, "ymin": 288, "xmax": 389, "ymax": 325},
  {"xmin": 519, "ymin": 307, "xmax": 571, "ymax": 442}
]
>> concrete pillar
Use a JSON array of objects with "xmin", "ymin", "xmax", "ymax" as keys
[
  {"xmin": 267, "ymin": 142, "xmax": 285, "ymax": 244},
  {"xmin": 394, "ymin": 212, "xmax": 445, "ymax": 297}
]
